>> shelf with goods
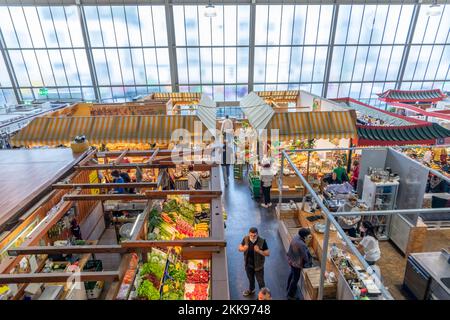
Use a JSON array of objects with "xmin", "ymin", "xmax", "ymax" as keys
[
  {"xmin": 361, "ymin": 175, "xmax": 399, "ymax": 240},
  {"xmin": 147, "ymin": 196, "xmax": 211, "ymax": 241},
  {"xmin": 129, "ymin": 248, "xmax": 211, "ymax": 300},
  {"xmin": 400, "ymin": 146, "xmax": 450, "ymax": 178}
]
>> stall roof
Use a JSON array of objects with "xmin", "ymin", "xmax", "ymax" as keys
[
  {"xmin": 240, "ymin": 92, "xmax": 275, "ymax": 130},
  {"xmin": 378, "ymin": 89, "xmax": 446, "ymax": 103},
  {"xmin": 334, "ymin": 98, "xmax": 425, "ymax": 126},
  {"xmin": 11, "ymin": 115, "xmax": 207, "ymax": 146},
  {"xmin": 0, "ymin": 149, "xmax": 82, "ymax": 229},
  {"xmin": 197, "ymin": 95, "xmax": 217, "ymax": 133},
  {"xmin": 267, "ymin": 110, "xmax": 357, "ymax": 140},
  {"xmin": 146, "ymin": 92, "xmax": 202, "ymax": 102},
  {"xmin": 255, "ymin": 90, "xmax": 299, "ymax": 102},
  {"xmin": 357, "ymin": 123, "xmax": 450, "ymax": 146}
]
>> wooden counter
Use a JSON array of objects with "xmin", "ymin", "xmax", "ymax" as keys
[{"xmin": 297, "ymin": 210, "xmax": 361, "ymax": 272}]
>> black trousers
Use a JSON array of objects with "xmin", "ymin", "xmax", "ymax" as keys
[
  {"xmin": 286, "ymin": 265, "xmax": 302, "ymax": 298},
  {"xmin": 245, "ymin": 266, "xmax": 265, "ymax": 291},
  {"xmin": 262, "ymin": 186, "xmax": 271, "ymax": 204}
]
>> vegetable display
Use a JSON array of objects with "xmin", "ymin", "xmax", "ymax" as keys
[
  {"xmin": 147, "ymin": 197, "xmax": 210, "ymax": 240},
  {"xmin": 137, "ymin": 279, "xmax": 160, "ymax": 300}
]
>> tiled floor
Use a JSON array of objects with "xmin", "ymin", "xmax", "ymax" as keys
[
  {"xmin": 377, "ymin": 228, "xmax": 450, "ymax": 300},
  {"xmin": 223, "ymin": 170, "xmax": 292, "ymax": 300},
  {"xmin": 95, "ymin": 227, "xmax": 121, "ymax": 271}
]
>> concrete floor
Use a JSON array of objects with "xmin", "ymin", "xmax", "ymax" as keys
[
  {"xmin": 377, "ymin": 228, "xmax": 450, "ymax": 300},
  {"xmin": 223, "ymin": 171, "xmax": 292, "ymax": 300}
]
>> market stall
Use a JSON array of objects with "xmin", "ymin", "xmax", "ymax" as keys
[
  {"xmin": 277, "ymin": 147, "xmax": 450, "ymax": 300},
  {"xmin": 240, "ymin": 91, "xmax": 357, "ymax": 200},
  {"xmin": 0, "ymin": 150, "xmax": 228, "ymax": 300},
  {"xmin": 277, "ymin": 149, "xmax": 391, "ymax": 300}
]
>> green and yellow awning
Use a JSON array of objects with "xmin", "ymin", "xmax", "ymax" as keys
[
  {"xmin": 11, "ymin": 115, "xmax": 207, "ymax": 146},
  {"xmin": 266, "ymin": 111, "xmax": 357, "ymax": 140}
]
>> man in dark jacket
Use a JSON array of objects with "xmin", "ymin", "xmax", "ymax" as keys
[
  {"xmin": 238, "ymin": 227, "xmax": 270, "ymax": 297},
  {"xmin": 286, "ymin": 228, "xmax": 313, "ymax": 300}
]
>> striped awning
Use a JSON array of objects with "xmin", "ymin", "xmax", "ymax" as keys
[
  {"xmin": 240, "ymin": 92, "xmax": 275, "ymax": 130},
  {"xmin": 197, "ymin": 94, "xmax": 217, "ymax": 133},
  {"xmin": 11, "ymin": 115, "xmax": 206, "ymax": 146},
  {"xmin": 266, "ymin": 111, "xmax": 357, "ymax": 140}
]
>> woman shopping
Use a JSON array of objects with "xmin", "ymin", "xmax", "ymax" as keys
[{"xmin": 260, "ymin": 159, "xmax": 274, "ymax": 208}]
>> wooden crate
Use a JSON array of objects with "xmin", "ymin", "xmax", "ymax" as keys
[
  {"xmin": 275, "ymin": 203, "xmax": 298, "ymax": 220},
  {"xmin": 303, "ymin": 267, "xmax": 336, "ymax": 300}
]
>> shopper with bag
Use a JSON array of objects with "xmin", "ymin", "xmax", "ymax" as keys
[
  {"xmin": 187, "ymin": 164, "xmax": 202, "ymax": 190},
  {"xmin": 260, "ymin": 159, "xmax": 274, "ymax": 208}
]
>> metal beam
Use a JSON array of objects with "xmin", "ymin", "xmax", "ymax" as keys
[
  {"xmin": 52, "ymin": 182, "xmax": 158, "ymax": 189},
  {"xmin": 165, "ymin": 2, "xmax": 180, "ymax": 92},
  {"xmin": 121, "ymin": 239, "xmax": 227, "ymax": 249},
  {"xmin": 75, "ymin": 163, "xmax": 213, "ymax": 170},
  {"xmin": 0, "ymin": 271, "xmax": 119, "ymax": 284},
  {"xmin": 8, "ymin": 245, "xmax": 125, "ymax": 256},
  {"xmin": 0, "ymin": 29, "xmax": 22, "ymax": 103},
  {"xmin": 63, "ymin": 190, "xmax": 222, "ymax": 201},
  {"xmin": 322, "ymin": 4, "xmax": 339, "ymax": 98},
  {"xmin": 0, "ymin": 0, "xmax": 442, "ymax": 5},
  {"xmin": 247, "ymin": 1, "xmax": 256, "ymax": 92},
  {"xmin": 77, "ymin": 3, "xmax": 101, "ymax": 101},
  {"xmin": 395, "ymin": 2, "xmax": 421, "ymax": 90}
]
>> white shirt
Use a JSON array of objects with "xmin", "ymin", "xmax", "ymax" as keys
[
  {"xmin": 187, "ymin": 171, "xmax": 201, "ymax": 190},
  {"xmin": 220, "ymin": 118, "xmax": 234, "ymax": 133},
  {"xmin": 360, "ymin": 235, "xmax": 381, "ymax": 262}
]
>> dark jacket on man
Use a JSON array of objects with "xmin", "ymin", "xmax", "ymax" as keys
[
  {"xmin": 287, "ymin": 235, "xmax": 312, "ymax": 269},
  {"xmin": 241, "ymin": 236, "xmax": 268, "ymax": 271}
]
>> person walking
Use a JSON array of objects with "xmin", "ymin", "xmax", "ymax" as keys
[
  {"xmin": 286, "ymin": 228, "xmax": 313, "ymax": 300},
  {"xmin": 220, "ymin": 115, "xmax": 234, "ymax": 143},
  {"xmin": 238, "ymin": 227, "xmax": 270, "ymax": 297},
  {"xmin": 221, "ymin": 141, "xmax": 234, "ymax": 187},
  {"xmin": 260, "ymin": 159, "xmax": 274, "ymax": 208}
]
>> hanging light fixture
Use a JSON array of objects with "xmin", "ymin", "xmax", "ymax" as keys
[
  {"xmin": 425, "ymin": 0, "xmax": 442, "ymax": 16},
  {"xmin": 204, "ymin": 2, "xmax": 217, "ymax": 18}
]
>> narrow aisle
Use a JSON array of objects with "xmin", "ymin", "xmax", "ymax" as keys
[{"xmin": 223, "ymin": 172, "xmax": 291, "ymax": 300}]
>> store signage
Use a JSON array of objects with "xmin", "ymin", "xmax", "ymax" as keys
[
  {"xmin": 89, "ymin": 171, "xmax": 100, "ymax": 194},
  {"xmin": 38, "ymin": 87, "xmax": 48, "ymax": 96}
]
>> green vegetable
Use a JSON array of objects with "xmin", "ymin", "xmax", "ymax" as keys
[
  {"xmin": 137, "ymin": 280, "xmax": 160, "ymax": 300},
  {"xmin": 140, "ymin": 252, "xmax": 167, "ymax": 279}
]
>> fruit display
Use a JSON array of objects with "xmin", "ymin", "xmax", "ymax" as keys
[
  {"xmin": 184, "ymin": 283, "xmax": 209, "ymax": 300},
  {"xmin": 183, "ymin": 259, "xmax": 210, "ymax": 300},
  {"xmin": 186, "ymin": 269, "xmax": 209, "ymax": 283}
]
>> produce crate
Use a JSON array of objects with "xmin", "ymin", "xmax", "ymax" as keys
[
  {"xmin": 303, "ymin": 267, "xmax": 336, "ymax": 300},
  {"xmin": 248, "ymin": 172, "xmax": 261, "ymax": 199},
  {"xmin": 234, "ymin": 164, "xmax": 243, "ymax": 180},
  {"xmin": 83, "ymin": 260, "xmax": 104, "ymax": 299},
  {"xmin": 175, "ymin": 179, "xmax": 188, "ymax": 190}
]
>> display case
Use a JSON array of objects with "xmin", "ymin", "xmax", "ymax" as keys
[{"xmin": 361, "ymin": 175, "xmax": 399, "ymax": 240}]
